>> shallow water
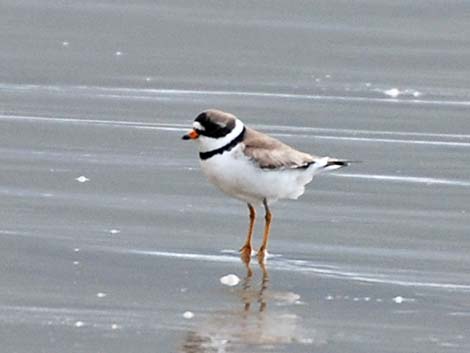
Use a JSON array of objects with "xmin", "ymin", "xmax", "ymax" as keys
[{"xmin": 1, "ymin": 1, "xmax": 470, "ymax": 352}]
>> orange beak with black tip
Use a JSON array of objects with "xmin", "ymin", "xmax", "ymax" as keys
[{"xmin": 182, "ymin": 129, "xmax": 199, "ymax": 140}]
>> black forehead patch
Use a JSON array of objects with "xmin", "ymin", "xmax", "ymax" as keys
[{"xmin": 194, "ymin": 112, "xmax": 235, "ymax": 138}]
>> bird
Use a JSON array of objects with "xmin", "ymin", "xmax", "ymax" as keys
[{"xmin": 182, "ymin": 109, "xmax": 352, "ymax": 262}]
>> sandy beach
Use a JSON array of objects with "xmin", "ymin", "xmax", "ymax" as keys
[{"xmin": 1, "ymin": 1, "xmax": 469, "ymax": 352}]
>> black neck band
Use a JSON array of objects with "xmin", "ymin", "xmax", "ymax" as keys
[{"xmin": 199, "ymin": 127, "xmax": 246, "ymax": 160}]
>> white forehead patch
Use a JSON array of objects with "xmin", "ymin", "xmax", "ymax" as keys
[{"xmin": 192, "ymin": 121, "xmax": 205, "ymax": 131}]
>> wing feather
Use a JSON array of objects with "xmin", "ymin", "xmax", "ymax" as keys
[{"xmin": 242, "ymin": 127, "xmax": 316, "ymax": 169}]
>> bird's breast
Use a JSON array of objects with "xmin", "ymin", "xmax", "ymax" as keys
[{"xmin": 200, "ymin": 148, "xmax": 245, "ymax": 184}]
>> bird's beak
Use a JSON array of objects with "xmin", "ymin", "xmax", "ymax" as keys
[{"xmin": 182, "ymin": 129, "xmax": 199, "ymax": 140}]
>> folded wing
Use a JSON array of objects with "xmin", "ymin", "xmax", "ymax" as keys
[{"xmin": 242, "ymin": 127, "xmax": 316, "ymax": 169}]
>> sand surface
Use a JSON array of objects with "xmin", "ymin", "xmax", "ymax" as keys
[{"xmin": 1, "ymin": 1, "xmax": 469, "ymax": 352}]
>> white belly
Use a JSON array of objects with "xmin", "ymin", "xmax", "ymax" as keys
[{"xmin": 200, "ymin": 146, "xmax": 317, "ymax": 205}]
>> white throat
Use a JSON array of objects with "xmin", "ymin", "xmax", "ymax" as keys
[{"xmin": 198, "ymin": 119, "xmax": 245, "ymax": 153}]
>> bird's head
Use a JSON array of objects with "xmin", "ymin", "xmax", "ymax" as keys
[{"xmin": 182, "ymin": 109, "xmax": 244, "ymax": 152}]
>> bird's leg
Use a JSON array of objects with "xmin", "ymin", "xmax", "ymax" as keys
[
  {"xmin": 240, "ymin": 203, "xmax": 256, "ymax": 263},
  {"xmin": 257, "ymin": 199, "xmax": 272, "ymax": 262}
]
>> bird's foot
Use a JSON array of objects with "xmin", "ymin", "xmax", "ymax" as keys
[
  {"xmin": 239, "ymin": 244, "xmax": 254, "ymax": 264},
  {"xmin": 257, "ymin": 248, "xmax": 269, "ymax": 263}
]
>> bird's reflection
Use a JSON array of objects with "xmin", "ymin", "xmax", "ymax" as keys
[
  {"xmin": 240, "ymin": 256, "xmax": 269, "ymax": 314},
  {"xmin": 181, "ymin": 256, "xmax": 315, "ymax": 353}
]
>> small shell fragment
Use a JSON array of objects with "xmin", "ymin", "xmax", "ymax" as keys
[
  {"xmin": 220, "ymin": 274, "xmax": 240, "ymax": 287},
  {"xmin": 183, "ymin": 311, "xmax": 194, "ymax": 319}
]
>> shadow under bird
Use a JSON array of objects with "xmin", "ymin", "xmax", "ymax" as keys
[{"xmin": 183, "ymin": 109, "xmax": 352, "ymax": 263}]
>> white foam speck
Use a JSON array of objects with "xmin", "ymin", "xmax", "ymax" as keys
[
  {"xmin": 384, "ymin": 88, "xmax": 400, "ymax": 98},
  {"xmin": 325, "ymin": 295, "xmax": 334, "ymax": 301},
  {"xmin": 220, "ymin": 249, "xmax": 237, "ymax": 254},
  {"xmin": 76, "ymin": 176, "xmax": 89, "ymax": 183},
  {"xmin": 383, "ymin": 88, "xmax": 422, "ymax": 98},
  {"xmin": 109, "ymin": 229, "xmax": 120, "ymax": 235},
  {"xmin": 73, "ymin": 261, "xmax": 80, "ymax": 265},
  {"xmin": 145, "ymin": 77, "xmax": 151, "ymax": 82},
  {"xmin": 111, "ymin": 323, "xmax": 120, "ymax": 330},
  {"xmin": 393, "ymin": 296, "xmax": 416, "ymax": 304},
  {"xmin": 62, "ymin": 41, "xmax": 69, "ymax": 47},
  {"xmin": 393, "ymin": 296, "xmax": 415, "ymax": 303},
  {"xmin": 220, "ymin": 274, "xmax": 240, "ymax": 286},
  {"xmin": 115, "ymin": 51, "xmax": 122, "ymax": 56},
  {"xmin": 393, "ymin": 296, "xmax": 404, "ymax": 304},
  {"xmin": 325, "ymin": 74, "xmax": 331, "ymax": 78},
  {"xmin": 180, "ymin": 287, "xmax": 188, "ymax": 293},
  {"xmin": 74, "ymin": 321, "xmax": 84, "ymax": 328},
  {"xmin": 183, "ymin": 311, "xmax": 194, "ymax": 319},
  {"xmin": 74, "ymin": 248, "xmax": 80, "ymax": 252},
  {"xmin": 96, "ymin": 292, "xmax": 107, "ymax": 298}
]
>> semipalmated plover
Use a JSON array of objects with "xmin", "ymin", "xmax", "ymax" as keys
[{"xmin": 183, "ymin": 109, "xmax": 352, "ymax": 262}]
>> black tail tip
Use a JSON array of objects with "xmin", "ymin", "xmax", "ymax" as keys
[{"xmin": 329, "ymin": 160, "xmax": 361, "ymax": 167}]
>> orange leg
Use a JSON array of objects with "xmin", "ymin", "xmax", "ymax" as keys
[
  {"xmin": 240, "ymin": 203, "xmax": 256, "ymax": 263},
  {"xmin": 258, "ymin": 199, "xmax": 272, "ymax": 261}
]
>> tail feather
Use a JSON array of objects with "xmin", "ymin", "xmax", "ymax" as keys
[
  {"xmin": 305, "ymin": 157, "xmax": 360, "ymax": 172},
  {"xmin": 326, "ymin": 159, "xmax": 357, "ymax": 167},
  {"xmin": 320, "ymin": 158, "xmax": 360, "ymax": 171}
]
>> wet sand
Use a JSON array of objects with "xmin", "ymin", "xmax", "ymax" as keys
[{"xmin": 1, "ymin": 1, "xmax": 470, "ymax": 352}]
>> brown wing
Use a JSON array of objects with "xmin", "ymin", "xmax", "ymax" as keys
[{"xmin": 242, "ymin": 127, "xmax": 316, "ymax": 169}]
